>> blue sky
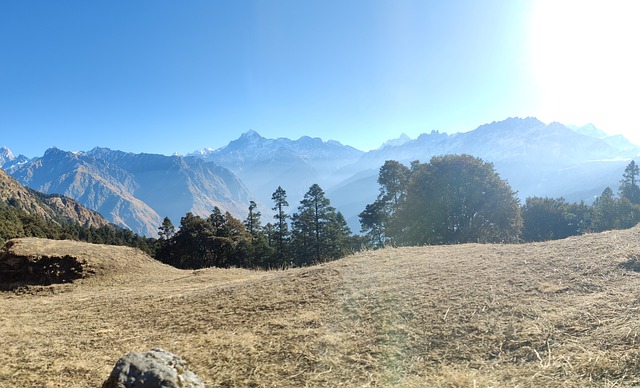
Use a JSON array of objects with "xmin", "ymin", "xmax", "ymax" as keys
[{"xmin": 1, "ymin": 1, "xmax": 639, "ymax": 157}]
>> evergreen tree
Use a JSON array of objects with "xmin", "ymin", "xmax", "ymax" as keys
[
  {"xmin": 620, "ymin": 160, "xmax": 640, "ymax": 205},
  {"xmin": 328, "ymin": 211, "xmax": 353, "ymax": 259},
  {"xmin": 291, "ymin": 184, "xmax": 340, "ymax": 264},
  {"xmin": 158, "ymin": 216, "xmax": 175, "ymax": 240},
  {"xmin": 591, "ymin": 187, "xmax": 618, "ymax": 232},
  {"xmin": 243, "ymin": 201, "xmax": 273, "ymax": 267},
  {"xmin": 271, "ymin": 186, "xmax": 290, "ymax": 263},
  {"xmin": 244, "ymin": 201, "xmax": 262, "ymax": 237}
]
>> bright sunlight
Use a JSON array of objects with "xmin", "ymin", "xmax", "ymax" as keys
[{"xmin": 530, "ymin": 0, "xmax": 640, "ymax": 138}]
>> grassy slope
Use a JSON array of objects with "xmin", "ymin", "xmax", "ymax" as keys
[{"xmin": 1, "ymin": 228, "xmax": 640, "ymax": 387}]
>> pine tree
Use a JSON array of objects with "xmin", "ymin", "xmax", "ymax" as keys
[
  {"xmin": 620, "ymin": 160, "xmax": 640, "ymax": 205},
  {"xmin": 244, "ymin": 201, "xmax": 262, "ymax": 237},
  {"xmin": 592, "ymin": 187, "xmax": 618, "ymax": 232},
  {"xmin": 158, "ymin": 216, "xmax": 175, "ymax": 240},
  {"xmin": 291, "ymin": 184, "xmax": 339, "ymax": 264},
  {"xmin": 271, "ymin": 186, "xmax": 290, "ymax": 263}
]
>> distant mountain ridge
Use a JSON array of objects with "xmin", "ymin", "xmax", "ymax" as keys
[
  {"xmin": 4, "ymin": 117, "xmax": 638, "ymax": 236},
  {"xmin": 189, "ymin": 118, "xmax": 639, "ymax": 231},
  {"xmin": 6, "ymin": 148, "xmax": 253, "ymax": 236},
  {"xmin": 189, "ymin": 130, "xmax": 364, "ymax": 211}
]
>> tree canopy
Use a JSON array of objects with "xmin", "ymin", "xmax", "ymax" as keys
[{"xmin": 362, "ymin": 155, "xmax": 522, "ymax": 246}]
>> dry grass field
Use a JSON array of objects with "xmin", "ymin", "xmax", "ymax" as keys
[{"xmin": 1, "ymin": 228, "xmax": 640, "ymax": 387}]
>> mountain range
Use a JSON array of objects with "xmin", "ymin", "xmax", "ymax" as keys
[
  {"xmin": 3, "ymin": 117, "xmax": 638, "ymax": 235},
  {"xmin": 3, "ymin": 148, "xmax": 252, "ymax": 236}
]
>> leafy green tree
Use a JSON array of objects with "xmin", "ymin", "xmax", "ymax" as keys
[
  {"xmin": 378, "ymin": 160, "xmax": 411, "ymax": 208},
  {"xmin": 522, "ymin": 197, "xmax": 583, "ymax": 241},
  {"xmin": 359, "ymin": 160, "xmax": 411, "ymax": 247},
  {"xmin": 359, "ymin": 201, "xmax": 386, "ymax": 248},
  {"xmin": 620, "ymin": 160, "xmax": 640, "ymax": 205},
  {"xmin": 394, "ymin": 154, "xmax": 522, "ymax": 245}
]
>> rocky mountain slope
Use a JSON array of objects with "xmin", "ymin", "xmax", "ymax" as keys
[
  {"xmin": 8, "ymin": 148, "xmax": 253, "ymax": 236},
  {"xmin": 0, "ymin": 167, "xmax": 109, "ymax": 229}
]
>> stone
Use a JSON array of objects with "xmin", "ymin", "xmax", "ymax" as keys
[{"xmin": 102, "ymin": 348, "xmax": 204, "ymax": 388}]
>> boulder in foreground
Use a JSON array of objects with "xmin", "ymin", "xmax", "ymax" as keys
[{"xmin": 102, "ymin": 348, "xmax": 204, "ymax": 388}]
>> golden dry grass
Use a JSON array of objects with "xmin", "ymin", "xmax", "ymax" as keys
[{"xmin": 2, "ymin": 228, "xmax": 640, "ymax": 387}]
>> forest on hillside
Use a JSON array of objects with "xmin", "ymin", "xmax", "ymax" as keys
[{"xmin": 2, "ymin": 154, "xmax": 639, "ymax": 270}]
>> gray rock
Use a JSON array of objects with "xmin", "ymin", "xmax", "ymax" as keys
[{"xmin": 102, "ymin": 348, "xmax": 204, "ymax": 388}]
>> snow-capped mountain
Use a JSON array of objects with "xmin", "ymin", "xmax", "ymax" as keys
[
  {"xmin": 570, "ymin": 123, "xmax": 640, "ymax": 152},
  {"xmin": 0, "ymin": 146, "xmax": 30, "ymax": 171},
  {"xmin": 328, "ymin": 118, "xmax": 639, "ymax": 229},
  {"xmin": 8, "ymin": 147, "xmax": 253, "ymax": 236},
  {"xmin": 190, "ymin": 130, "xmax": 364, "ymax": 211}
]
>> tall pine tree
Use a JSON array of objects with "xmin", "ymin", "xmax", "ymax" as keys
[{"xmin": 271, "ymin": 186, "xmax": 290, "ymax": 264}]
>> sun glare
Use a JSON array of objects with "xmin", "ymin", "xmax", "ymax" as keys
[{"xmin": 530, "ymin": 0, "xmax": 640, "ymax": 136}]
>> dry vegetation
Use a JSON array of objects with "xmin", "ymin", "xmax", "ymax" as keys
[{"xmin": 2, "ymin": 228, "xmax": 640, "ymax": 387}]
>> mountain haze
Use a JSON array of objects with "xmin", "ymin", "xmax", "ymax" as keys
[
  {"xmin": 190, "ymin": 130, "xmax": 363, "ymax": 211},
  {"xmin": 192, "ymin": 118, "xmax": 638, "ymax": 231}
]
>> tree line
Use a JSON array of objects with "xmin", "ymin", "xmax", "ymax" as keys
[
  {"xmin": 154, "ymin": 184, "xmax": 357, "ymax": 269},
  {"xmin": 0, "ymin": 200, "xmax": 156, "ymax": 254},
  {"xmin": 5, "ymin": 154, "xmax": 637, "ymax": 271},
  {"xmin": 360, "ymin": 155, "xmax": 640, "ymax": 247}
]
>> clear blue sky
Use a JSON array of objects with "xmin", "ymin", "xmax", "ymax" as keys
[{"xmin": 2, "ymin": 1, "xmax": 639, "ymax": 157}]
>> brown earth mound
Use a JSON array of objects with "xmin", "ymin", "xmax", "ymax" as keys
[
  {"xmin": 0, "ymin": 238, "xmax": 182, "ymax": 290},
  {"xmin": 2, "ymin": 229, "xmax": 640, "ymax": 386}
]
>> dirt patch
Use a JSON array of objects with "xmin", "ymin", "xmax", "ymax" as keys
[
  {"xmin": 0, "ymin": 237, "xmax": 184, "ymax": 291},
  {"xmin": 619, "ymin": 256, "xmax": 640, "ymax": 272},
  {"xmin": 0, "ymin": 254, "xmax": 85, "ymax": 286}
]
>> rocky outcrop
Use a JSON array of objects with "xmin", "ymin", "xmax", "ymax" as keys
[{"xmin": 102, "ymin": 348, "xmax": 204, "ymax": 388}]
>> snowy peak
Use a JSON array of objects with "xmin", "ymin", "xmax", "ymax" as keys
[
  {"xmin": 570, "ymin": 123, "xmax": 608, "ymax": 138},
  {"xmin": 239, "ymin": 129, "xmax": 264, "ymax": 141},
  {"xmin": 0, "ymin": 146, "xmax": 15, "ymax": 163},
  {"xmin": 379, "ymin": 133, "xmax": 411, "ymax": 149},
  {"xmin": 0, "ymin": 147, "xmax": 30, "ymax": 172},
  {"xmin": 9, "ymin": 147, "xmax": 252, "ymax": 236},
  {"xmin": 568, "ymin": 124, "xmax": 639, "ymax": 152}
]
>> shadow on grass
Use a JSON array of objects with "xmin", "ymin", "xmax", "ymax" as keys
[{"xmin": 618, "ymin": 256, "xmax": 640, "ymax": 272}]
